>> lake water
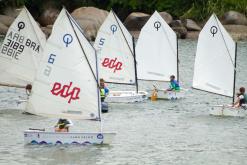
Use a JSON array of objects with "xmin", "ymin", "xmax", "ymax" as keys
[{"xmin": 0, "ymin": 39, "xmax": 247, "ymax": 165}]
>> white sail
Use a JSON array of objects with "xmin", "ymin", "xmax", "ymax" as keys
[
  {"xmin": 0, "ymin": 6, "xmax": 46, "ymax": 86},
  {"xmin": 136, "ymin": 11, "xmax": 177, "ymax": 81},
  {"xmin": 94, "ymin": 10, "xmax": 135, "ymax": 84},
  {"xmin": 192, "ymin": 14, "xmax": 236, "ymax": 97},
  {"xmin": 26, "ymin": 8, "xmax": 100, "ymax": 120}
]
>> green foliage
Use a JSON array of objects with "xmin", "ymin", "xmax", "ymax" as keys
[
  {"xmin": 182, "ymin": 0, "xmax": 247, "ymax": 21},
  {"xmin": 0, "ymin": 0, "xmax": 246, "ymax": 21}
]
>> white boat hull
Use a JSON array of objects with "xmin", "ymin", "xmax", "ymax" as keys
[
  {"xmin": 210, "ymin": 105, "xmax": 246, "ymax": 117},
  {"xmin": 24, "ymin": 130, "xmax": 116, "ymax": 145},
  {"xmin": 105, "ymin": 91, "xmax": 148, "ymax": 103},
  {"xmin": 149, "ymin": 89, "xmax": 186, "ymax": 100}
]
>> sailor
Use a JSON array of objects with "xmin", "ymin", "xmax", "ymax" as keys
[
  {"xmin": 25, "ymin": 84, "xmax": 32, "ymax": 96},
  {"xmin": 234, "ymin": 87, "xmax": 247, "ymax": 108},
  {"xmin": 55, "ymin": 119, "xmax": 73, "ymax": 132},
  {"xmin": 100, "ymin": 78, "xmax": 109, "ymax": 102},
  {"xmin": 166, "ymin": 75, "xmax": 180, "ymax": 91}
]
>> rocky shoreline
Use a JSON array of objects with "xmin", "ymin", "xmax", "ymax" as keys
[{"xmin": 0, "ymin": 7, "xmax": 247, "ymax": 41}]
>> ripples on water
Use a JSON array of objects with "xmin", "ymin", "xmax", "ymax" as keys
[{"xmin": 0, "ymin": 40, "xmax": 247, "ymax": 165}]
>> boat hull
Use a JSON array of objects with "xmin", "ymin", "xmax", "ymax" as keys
[
  {"xmin": 104, "ymin": 91, "xmax": 148, "ymax": 103},
  {"xmin": 148, "ymin": 89, "xmax": 186, "ymax": 100},
  {"xmin": 24, "ymin": 130, "xmax": 116, "ymax": 145},
  {"xmin": 210, "ymin": 105, "xmax": 246, "ymax": 117}
]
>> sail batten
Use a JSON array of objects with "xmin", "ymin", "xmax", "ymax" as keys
[
  {"xmin": 136, "ymin": 11, "xmax": 177, "ymax": 82},
  {"xmin": 94, "ymin": 10, "xmax": 136, "ymax": 84},
  {"xmin": 192, "ymin": 14, "xmax": 236, "ymax": 98},
  {"xmin": 26, "ymin": 8, "xmax": 100, "ymax": 120}
]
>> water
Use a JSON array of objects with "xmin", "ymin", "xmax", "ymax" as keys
[{"xmin": 0, "ymin": 40, "xmax": 247, "ymax": 165}]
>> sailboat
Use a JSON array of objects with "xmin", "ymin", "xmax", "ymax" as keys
[
  {"xmin": 192, "ymin": 14, "xmax": 245, "ymax": 117},
  {"xmin": 0, "ymin": 6, "xmax": 46, "ymax": 109},
  {"xmin": 136, "ymin": 11, "xmax": 184, "ymax": 100},
  {"xmin": 24, "ymin": 8, "xmax": 115, "ymax": 145},
  {"xmin": 94, "ymin": 10, "xmax": 148, "ymax": 103}
]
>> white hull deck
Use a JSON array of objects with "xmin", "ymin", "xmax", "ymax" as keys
[
  {"xmin": 24, "ymin": 130, "xmax": 116, "ymax": 145},
  {"xmin": 210, "ymin": 105, "xmax": 246, "ymax": 117},
  {"xmin": 148, "ymin": 88, "xmax": 186, "ymax": 100},
  {"xmin": 105, "ymin": 91, "xmax": 148, "ymax": 103}
]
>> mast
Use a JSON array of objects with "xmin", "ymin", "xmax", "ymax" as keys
[
  {"xmin": 176, "ymin": 36, "xmax": 179, "ymax": 82},
  {"xmin": 232, "ymin": 42, "xmax": 237, "ymax": 104},
  {"xmin": 132, "ymin": 36, "xmax": 138, "ymax": 93},
  {"xmin": 65, "ymin": 10, "xmax": 98, "ymax": 84},
  {"xmin": 65, "ymin": 9, "xmax": 101, "ymax": 121}
]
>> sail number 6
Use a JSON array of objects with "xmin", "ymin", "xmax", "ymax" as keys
[{"xmin": 44, "ymin": 54, "xmax": 57, "ymax": 76}]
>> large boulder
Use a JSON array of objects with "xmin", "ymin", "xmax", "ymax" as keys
[
  {"xmin": 0, "ymin": 15, "xmax": 14, "ymax": 27},
  {"xmin": 170, "ymin": 20, "xmax": 183, "ymax": 28},
  {"xmin": 170, "ymin": 20, "xmax": 187, "ymax": 39},
  {"xmin": 159, "ymin": 11, "xmax": 173, "ymax": 24},
  {"xmin": 38, "ymin": 8, "xmax": 60, "ymax": 26},
  {"xmin": 0, "ymin": 22, "xmax": 8, "ymax": 35},
  {"xmin": 71, "ymin": 7, "xmax": 109, "ymax": 41},
  {"xmin": 41, "ymin": 25, "xmax": 53, "ymax": 38},
  {"xmin": 222, "ymin": 11, "xmax": 247, "ymax": 25},
  {"xmin": 2, "ymin": 7, "xmax": 21, "ymax": 18},
  {"xmin": 124, "ymin": 12, "xmax": 150, "ymax": 31},
  {"xmin": 186, "ymin": 31, "xmax": 199, "ymax": 40},
  {"xmin": 224, "ymin": 25, "xmax": 247, "ymax": 40},
  {"xmin": 182, "ymin": 19, "xmax": 201, "ymax": 31},
  {"xmin": 172, "ymin": 26, "xmax": 187, "ymax": 39}
]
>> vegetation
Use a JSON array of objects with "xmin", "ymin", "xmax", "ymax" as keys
[{"xmin": 0, "ymin": 0, "xmax": 246, "ymax": 21}]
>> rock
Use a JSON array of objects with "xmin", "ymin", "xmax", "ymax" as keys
[
  {"xmin": 222, "ymin": 11, "xmax": 247, "ymax": 25},
  {"xmin": 0, "ymin": 22, "xmax": 8, "ymax": 35},
  {"xmin": 0, "ymin": 15, "xmax": 14, "ymax": 27},
  {"xmin": 71, "ymin": 7, "xmax": 109, "ymax": 41},
  {"xmin": 41, "ymin": 27, "xmax": 52, "ymax": 38},
  {"xmin": 130, "ymin": 31, "xmax": 140, "ymax": 39},
  {"xmin": 2, "ymin": 7, "xmax": 21, "ymax": 18},
  {"xmin": 159, "ymin": 11, "xmax": 173, "ymax": 24},
  {"xmin": 38, "ymin": 8, "xmax": 60, "ymax": 26},
  {"xmin": 46, "ymin": 25, "xmax": 53, "ymax": 29},
  {"xmin": 224, "ymin": 25, "xmax": 247, "ymax": 41},
  {"xmin": 124, "ymin": 12, "xmax": 150, "ymax": 31},
  {"xmin": 186, "ymin": 31, "xmax": 199, "ymax": 40},
  {"xmin": 170, "ymin": 20, "xmax": 183, "ymax": 28},
  {"xmin": 182, "ymin": 19, "xmax": 201, "ymax": 31},
  {"xmin": 172, "ymin": 26, "xmax": 187, "ymax": 39},
  {"xmin": 170, "ymin": 20, "xmax": 187, "ymax": 39}
]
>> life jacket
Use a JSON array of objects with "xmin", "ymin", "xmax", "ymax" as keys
[
  {"xmin": 170, "ymin": 80, "xmax": 180, "ymax": 91},
  {"xmin": 100, "ymin": 88, "xmax": 105, "ymax": 98},
  {"xmin": 244, "ymin": 94, "xmax": 247, "ymax": 103}
]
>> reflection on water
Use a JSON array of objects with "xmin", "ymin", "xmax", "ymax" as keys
[{"xmin": 0, "ymin": 40, "xmax": 247, "ymax": 165}]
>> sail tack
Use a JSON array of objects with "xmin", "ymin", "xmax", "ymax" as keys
[
  {"xmin": 136, "ymin": 11, "xmax": 177, "ymax": 81},
  {"xmin": 0, "ymin": 7, "xmax": 46, "ymax": 86},
  {"xmin": 26, "ymin": 8, "xmax": 100, "ymax": 120},
  {"xmin": 94, "ymin": 11, "xmax": 135, "ymax": 84},
  {"xmin": 192, "ymin": 14, "xmax": 236, "ymax": 97}
]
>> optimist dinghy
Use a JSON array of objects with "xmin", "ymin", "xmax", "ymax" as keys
[
  {"xmin": 192, "ymin": 14, "xmax": 245, "ymax": 117},
  {"xmin": 94, "ymin": 11, "xmax": 148, "ymax": 103},
  {"xmin": 24, "ymin": 8, "xmax": 115, "ymax": 145},
  {"xmin": 0, "ymin": 6, "xmax": 46, "ymax": 109},
  {"xmin": 136, "ymin": 11, "xmax": 185, "ymax": 100}
]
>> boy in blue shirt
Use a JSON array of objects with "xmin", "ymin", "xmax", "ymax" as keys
[{"xmin": 167, "ymin": 75, "xmax": 180, "ymax": 91}]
